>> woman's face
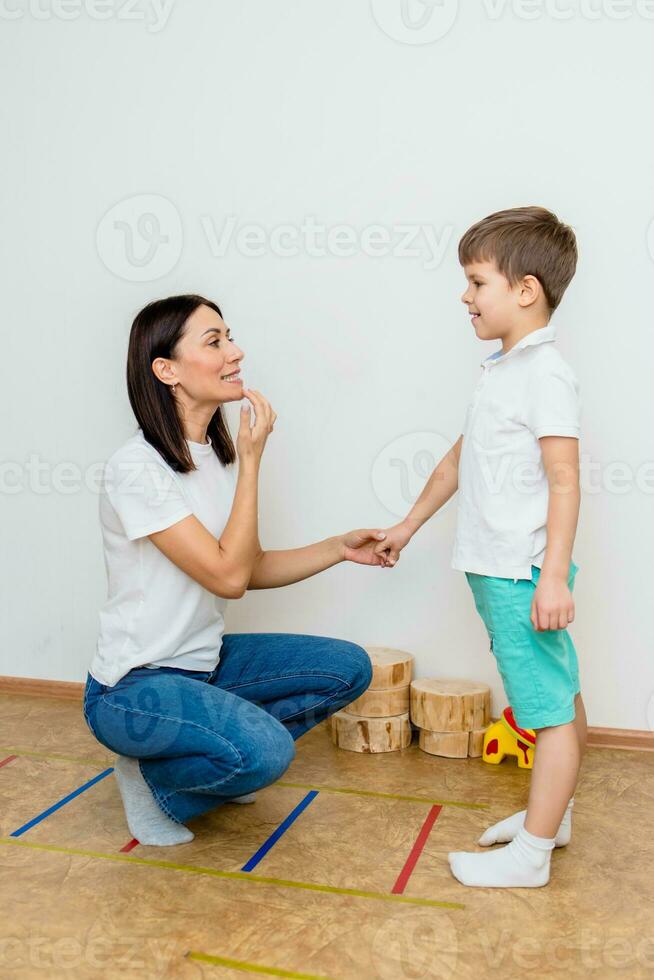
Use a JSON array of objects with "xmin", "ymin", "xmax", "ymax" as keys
[{"xmin": 170, "ymin": 304, "xmax": 245, "ymax": 404}]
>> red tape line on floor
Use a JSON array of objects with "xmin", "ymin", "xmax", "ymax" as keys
[{"xmin": 391, "ymin": 804, "xmax": 442, "ymax": 895}]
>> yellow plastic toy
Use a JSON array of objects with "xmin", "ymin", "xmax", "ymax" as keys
[{"xmin": 482, "ymin": 707, "xmax": 536, "ymax": 769}]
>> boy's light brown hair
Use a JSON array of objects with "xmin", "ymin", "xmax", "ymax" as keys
[{"xmin": 458, "ymin": 206, "xmax": 577, "ymax": 312}]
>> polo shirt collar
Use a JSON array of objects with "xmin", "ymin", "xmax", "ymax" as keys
[{"xmin": 482, "ymin": 323, "xmax": 557, "ymax": 367}]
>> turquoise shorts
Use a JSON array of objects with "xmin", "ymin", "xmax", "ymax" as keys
[{"xmin": 465, "ymin": 561, "xmax": 580, "ymax": 730}]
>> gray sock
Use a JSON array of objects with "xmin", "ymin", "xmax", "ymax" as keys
[
  {"xmin": 113, "ymin": 755, "xmax": 194, "ymax": 846},
  {"xmin": 227, "ymin": 792, "xmax": 257, "ymax": 804}
]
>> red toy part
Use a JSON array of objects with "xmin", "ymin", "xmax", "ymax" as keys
[{"xmin": 502, "ymin": 706, "xmax": 536, "ymax": 746}]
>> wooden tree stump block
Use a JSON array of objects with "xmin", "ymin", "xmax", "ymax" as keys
[
  {"xmin": 468, "ymin": 728, "xmax": 487, "ymax": 758},
  {"xmin": 410, "ymin": 679, "xmax": 490, "ymax": 732},
  {"xmin": 363, "ymin": 646, "xmax": 415, "ymax": 690},
  {"xmin": 330, "ymin": 710, "xmax": 412, "ymax": 753},
  {"xmin": 419, "ymin": 729, "xmax": 470, "ymax": 758},
  {"xmin": 343, "ymin": 686, "xmax": 410, "ymax": 718}
]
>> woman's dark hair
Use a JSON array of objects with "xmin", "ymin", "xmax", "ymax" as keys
[{"xmin": 126, "ymin": 294, "xmax": 237, "ymax": 473}]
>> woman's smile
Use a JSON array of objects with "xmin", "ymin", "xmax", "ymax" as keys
[{"xmin": 221, "ymin": 369, "xmax": 243, "ymax": 384}]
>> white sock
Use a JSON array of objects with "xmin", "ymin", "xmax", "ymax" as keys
[
  {"xmin": 449, "ymin": 825, "xmax": 555, "ymax": 888},
  {"xmin": 478, "ymin": 797, "xmax": 574, "ymax": 848},
  {"xmin": 227, "ymin": 792, "xmax": 257, "ymax": 804},
  {"xmin": 113, "ymin": 755, "xmax": 194, "ymax": 846}
]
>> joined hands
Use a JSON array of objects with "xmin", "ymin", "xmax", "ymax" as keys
[{"xmin": 340, "ymin": 519, "xmax": 417, "ymax": 568}]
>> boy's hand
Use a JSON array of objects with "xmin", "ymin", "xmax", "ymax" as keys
[
  {"xmin": 531, "ymin": 574, "xmax": 575, "ymax": 631},
  {"xmin": 341, "ymin": 529, "xmax": 390, "ymax": 566},
  {"xmin": 373, "ymin": 520, "xmax": 416, "ymax": 568}
]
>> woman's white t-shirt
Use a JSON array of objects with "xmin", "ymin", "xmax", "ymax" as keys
[{"xmin": 89, "ymin": 429, "xmax": 238, "ymax": 688}]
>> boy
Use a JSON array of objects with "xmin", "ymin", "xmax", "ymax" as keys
[{"xmin": 375, "ymin": 206, "xmax": 585, "ymax": 888}]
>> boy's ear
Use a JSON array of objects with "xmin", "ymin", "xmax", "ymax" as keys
[{"xmin": 517, "ymin": 274, "xmax": 543, "ymax": 308}]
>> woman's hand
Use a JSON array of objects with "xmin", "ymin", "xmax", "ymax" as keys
[
  {"xmin": 237, "ymin": 389, "xmax": 277, "ymax": 466},
  {"xmin": 373, "ymin": 520, "xmax": 416, "ymax": 568},
  {"xmin": 341, "ymin": 529, "xmax": 391, "ymax": 566}
]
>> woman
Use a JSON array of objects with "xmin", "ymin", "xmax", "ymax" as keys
[{"xmin": 83, "ymin": 294, "xmax": 396, "ymax": 846}]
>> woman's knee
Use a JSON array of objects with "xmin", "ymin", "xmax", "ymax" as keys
[
  {"xmin": 335, "ymin": 641, "xmax": 373, "ymax": 696},
  {"xmin": 191, "ymin": 730, "xmax": 294, "ymax": 797},
  {"xmin": 212, "ymin": 716, "xmax": 296, "ymax": 788},
  {"xmin": 260, "ymin": 735, "xmax": 296, "ymax": 783}
]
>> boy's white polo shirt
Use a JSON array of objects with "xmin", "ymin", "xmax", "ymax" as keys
[{"xmin": 452, "ymin": 323, "xmax": 581, "ymax": 580}]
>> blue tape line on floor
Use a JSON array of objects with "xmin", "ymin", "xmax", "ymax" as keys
[
  {"xmin": 10, "ymin": 768, "xmax": 115, "ymax": 837},
  {"xmin": 241, "ymin": 791, "xmax": 319, "ymax": 872}
]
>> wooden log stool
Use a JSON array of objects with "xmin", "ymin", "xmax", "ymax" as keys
[
  {"xmin": 329, "ymin": 711, "xmax": 412, "ymax": 753},
  {"xmin": 329, "ymin": 647, "xmax": 415, "ymax": 753},
  {"xmin": 343, "ymin": 646, "xmax": 414, "ymax": 716},
  {"xmin": 411, "ymin": 678, "xmax": 491, "ymax": 759}
]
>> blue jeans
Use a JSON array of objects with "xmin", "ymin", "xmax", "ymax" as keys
[{"xmin": 83, "ymin": 632, "xmax": 372, "ymax": 825}]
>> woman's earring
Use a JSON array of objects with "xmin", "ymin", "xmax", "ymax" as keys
[{"xmin": 171, "ymin": 384, "xmax": 177, "ymax": 395}]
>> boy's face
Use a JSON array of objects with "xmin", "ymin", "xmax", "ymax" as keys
[{"xmin": 461, "ymin": 259, "xmax": 522, "ymax": 341}]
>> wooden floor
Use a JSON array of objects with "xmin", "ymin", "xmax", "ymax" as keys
[{"xmin": 1, "ymin": 693, "xmax": 652, "ymax": 980}]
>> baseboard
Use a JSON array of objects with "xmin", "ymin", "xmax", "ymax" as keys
[
  {"xmin": 586, "ymin": 727, "xmax": 654, "ymax": 752},
  {"xmin": 0, "ymin": 675, "xmax": 84, "ymax": 701},
  {"xmin": 1, "ymin": 674, "xmax": 652, "ymax": 752}
]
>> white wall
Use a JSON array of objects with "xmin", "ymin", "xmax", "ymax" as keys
[{"xmin": 2, "ymin": 0, "xmax": 653, "ymax": 730}]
